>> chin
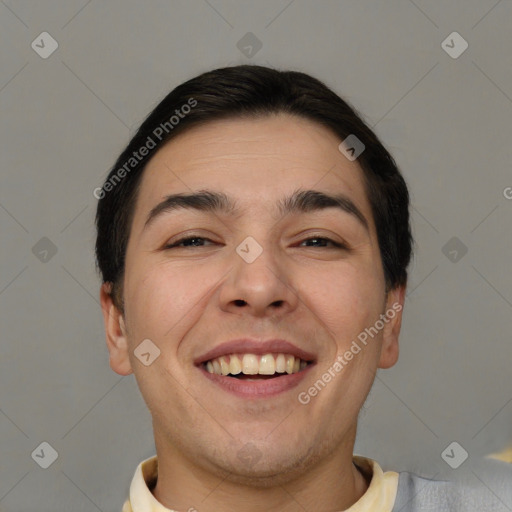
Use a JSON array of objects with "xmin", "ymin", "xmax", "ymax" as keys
[{"xmin": 209, "ymin": 442, "xmax": 318, "ymax": 487}]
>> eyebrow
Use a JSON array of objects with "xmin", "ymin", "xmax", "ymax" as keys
[{"xmin": 143, "ymin": 188, "xmax": 369, "ymax": 232}]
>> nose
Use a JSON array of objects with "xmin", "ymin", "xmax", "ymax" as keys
[{"xmin": 218, "ymin": 238, "xmax": 300, "ymax": 318}]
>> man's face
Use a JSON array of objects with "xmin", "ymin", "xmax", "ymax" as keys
[{"xmin": 101, "ymin": 113, "xmax": 404, "ymax": 483}]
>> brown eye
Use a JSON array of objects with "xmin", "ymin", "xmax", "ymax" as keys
[
  {"xmin": 299, "ymin": 237, "xmax": 346, "ymax": 249},
  {"xmin": 165, "ymin": 236, "xmax": 215, "ymax": 249}
]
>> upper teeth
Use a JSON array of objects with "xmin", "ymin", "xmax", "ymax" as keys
[{"xmin": 205, "ymin": 353, "xmax": 308, "ymax": 376}]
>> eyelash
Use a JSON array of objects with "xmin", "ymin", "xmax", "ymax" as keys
[{"xmin": 164, "ymin": 235, "xmax": 347, "ymax": 250}]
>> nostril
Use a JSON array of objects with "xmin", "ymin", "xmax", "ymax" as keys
[{"xmin": 234, "ymin": 299, "xmax": 247, "ymax": 306}]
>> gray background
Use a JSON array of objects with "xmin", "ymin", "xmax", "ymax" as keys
[{"xmin": 1, "ymin": 1, "xmax": 511, "ymax": 511}]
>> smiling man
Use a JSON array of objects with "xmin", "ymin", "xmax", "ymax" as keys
[{"xmin": 95, "ymin": 65, "xmax": 511, "ymax": 512}]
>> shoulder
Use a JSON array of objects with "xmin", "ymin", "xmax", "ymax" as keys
[
  {"xmin": 393, "ymin": 471, "xmax": 460, "ymax": 511},
  {"xmin": 392, "ymin": 459, "xmax": 512, "ymax": 511}
]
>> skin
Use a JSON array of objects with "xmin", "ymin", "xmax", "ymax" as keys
[{"xmin": 100, "ymin": 113, "xmax": 405, "ymax": 512}]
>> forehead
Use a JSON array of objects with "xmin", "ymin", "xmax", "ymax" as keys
[{"xmin": 131, "ymin": 114, "xmax": 374, "ymax": 232}]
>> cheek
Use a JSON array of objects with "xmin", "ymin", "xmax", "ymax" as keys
[
  {"xmin": 124, "ymin": 260, "xmax": 209, "ymax": 341},
  {"xmin": 306, "ymin": 261, "xmax": 384, "ymax": 338}
]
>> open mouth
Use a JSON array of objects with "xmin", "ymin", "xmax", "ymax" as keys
[{"xmin": 202, "ymin": 353, "xmax": 313, "ymax": 380}]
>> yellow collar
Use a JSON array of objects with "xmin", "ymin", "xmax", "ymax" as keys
[{"xmin": 122, "ymin": 454, "xmax": 399, "ymax": 512}]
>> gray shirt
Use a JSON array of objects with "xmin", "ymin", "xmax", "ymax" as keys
[{"xmin": 392, "ymin": 459, "xmax": 512, "ymax": 511}]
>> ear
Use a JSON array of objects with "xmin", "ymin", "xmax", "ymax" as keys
[
  {"xmin": 100, "ymin": 282, "xmax": 133, "ymax": 376},
  {"xmin": 377, "ymin": 285, "xmax": 406, "ymax": 369}
]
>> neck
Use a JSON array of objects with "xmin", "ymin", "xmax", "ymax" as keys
[{"xmin": 151, "ymin": 434, "xmax": 369, "ymax": 512}]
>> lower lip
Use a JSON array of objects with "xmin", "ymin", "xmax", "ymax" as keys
[{"xmin": 198, "ymin": 364, "xmax": 314, "ymax": 399}]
